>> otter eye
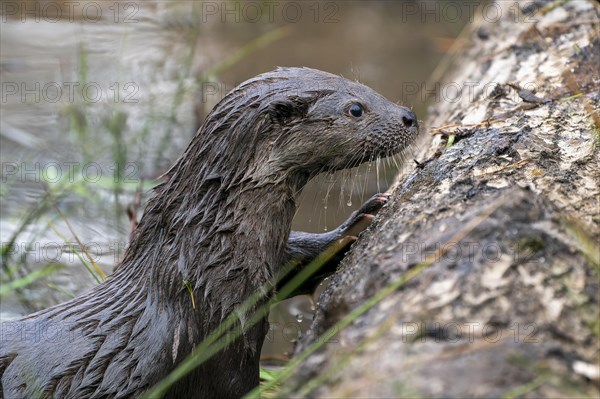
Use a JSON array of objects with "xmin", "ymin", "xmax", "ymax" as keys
[{"xmin": 348, "ymin": 103, "xmax": 363, "ymax": 118}]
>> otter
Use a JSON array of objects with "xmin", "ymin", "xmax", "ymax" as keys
[{"xmin": 0, "ymin": 67, "xmax": 418, "ymax": 398}]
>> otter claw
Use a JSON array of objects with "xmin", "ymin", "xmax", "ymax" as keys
[
  {"xmin": 340, "ymin": 193, "xmax": 389, "ymax": 237},
  {"xmin": 356, "ymin": 193, "xmax": 390, "ymax": 215}
]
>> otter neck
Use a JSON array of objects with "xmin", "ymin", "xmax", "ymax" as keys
[
  {"xmin": 117, "ymin": 100, "xmax": 313, "ymax": 313},
  {"xmin": 120, "ymin": 164, "xmax": 300, "ymax": 311}
]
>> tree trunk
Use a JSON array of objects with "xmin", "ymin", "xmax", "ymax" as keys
[{"xmin": 282, "ymin": 1, "xmax": 600, "ymax": 397}]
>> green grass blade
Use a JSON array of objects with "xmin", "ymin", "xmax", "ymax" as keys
[{"xmin": 0, "ymin": 263, "xmax": 63, "ymax": 296}]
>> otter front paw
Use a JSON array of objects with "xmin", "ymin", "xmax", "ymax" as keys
[{"xmin": 338, "ymin": 193, "xmax": 389, "ymax": 238}]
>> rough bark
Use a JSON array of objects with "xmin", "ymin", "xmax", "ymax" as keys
[{"xmin": 284, "ymin": 1, "xmax": 599, "ymax": 397}]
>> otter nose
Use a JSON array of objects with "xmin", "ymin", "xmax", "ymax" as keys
[{"xmin": 399, "ymin": 108, "xmax": 418, "ymax": 130}]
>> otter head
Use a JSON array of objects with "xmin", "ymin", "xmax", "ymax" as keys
[
  {"xmin": 264, "ymin": 68, "xmax": 417, "ymax": 173},
  {"xmin": 188, "ymin": 67, "xmax": 418, "ymax": 192}
]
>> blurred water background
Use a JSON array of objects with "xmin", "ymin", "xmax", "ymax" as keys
[{"xmin": 1, "ymin": 0, "xmax": 470, "ymax": 361}]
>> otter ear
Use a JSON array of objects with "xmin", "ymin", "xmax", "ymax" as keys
[
  {"xmin": 267, "ymin": 90, "xmax": 335, "ymax": 125},
  {"xmin": 267, "ymin": 95, "xmax": 312, "ymax": 125}
]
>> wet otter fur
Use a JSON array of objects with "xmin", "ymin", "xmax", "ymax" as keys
[{"xmin": 0, "ymin": 67, "xmax": 418, "ymax": 398}]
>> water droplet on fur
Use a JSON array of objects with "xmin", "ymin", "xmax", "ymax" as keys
[
  {"xmin": 346, "ymin": 199, "xmax": 353, "ymax": 207},
  {"xmin": 296, "ymin": 313, "xmax": 304, "ymax": 323}
]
